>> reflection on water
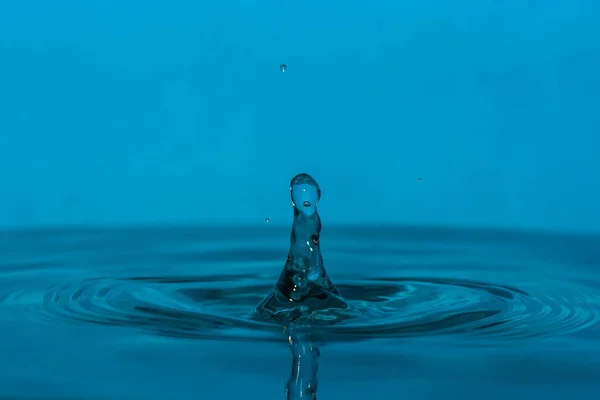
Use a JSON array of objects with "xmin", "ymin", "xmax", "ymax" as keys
[
  {"xmin": 0, "ymin": 225, "xmax": 599, "ymax": 398},
  {"xmin": 285, "ymin": 327, "xmax": 320, "ymax": 400}
]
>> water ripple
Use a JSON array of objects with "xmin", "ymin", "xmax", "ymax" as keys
[
  {"xmin": 1, "ymin": 227, "xmax": 600, "ymax": 344},
  {"xmin": 2, "ymin": 273, "xmax": 594, "ymax": 343}
]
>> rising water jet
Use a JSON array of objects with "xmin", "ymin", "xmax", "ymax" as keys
[
  {"xmin": 255, "ymin": 173, "xmax": 348, "ymax": 399},
  {"xmin": 256, "ymin": 173, "xmax": 348, "ymax": 323}
]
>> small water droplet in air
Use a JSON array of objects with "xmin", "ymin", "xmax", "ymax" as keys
[
  {"xmin": 417, "ymin": 178, "xmax": 421, "ymax": 182},
  {"xmin": 265, "ymin": 218, "xmax": 270, "ymax": 223},
  {"xmin": 280, "ymin": 64, "xmax": 287, "ymax": 72}
]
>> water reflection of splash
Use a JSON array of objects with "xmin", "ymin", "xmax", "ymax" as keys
[{"xmin": 285, "ymin": 325, "xmax": 320, "ymax": 400}]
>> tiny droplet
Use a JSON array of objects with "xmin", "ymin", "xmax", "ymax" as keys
[
  {"xmin": 265, "ymin": 217, "xmax": 270, "ymax": 223},
  {"xmin": 280, "ymin": 64, "xmax": 287, "ymax": 72}
]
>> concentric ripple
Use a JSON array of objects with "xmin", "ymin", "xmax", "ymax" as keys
[
  {"xmin": 22, "ymin": 273, "xmax": 600, "ymax": 343},
  {"xmin": 2, "ymin": 226, "xmax": 600, "ymax": 344}
]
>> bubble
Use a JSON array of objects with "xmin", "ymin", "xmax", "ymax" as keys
[
  {"xmin": 265, "ymin": 218, "xmax": 270, "ymax": 223},
  {"xmin": 418, "ymin": 178, "xmax": 421, "ymax": 182},
  {"xmin": 280, "ymin": 64, "xmax": 287, "ymax": 72}
]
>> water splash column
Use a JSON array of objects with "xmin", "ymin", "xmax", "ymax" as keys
[
  {"xmin": 254, "ymin": 173, "xmax": 345, "ymax": 399},
  {"xmin": 275, "ymin": 173, "xmax": 341, "ymax": 302},
  {"xmin": 255, "ymin": 173, "xmax": 346, "ymax": 320},
  {"xmin": 282, "ymin": 175, "xmax": 326, "ymax": 399}
]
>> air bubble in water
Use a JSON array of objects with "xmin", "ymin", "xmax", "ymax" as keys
[
  {"xmin": 280, "ymin": 64, "xmax": 287, "ymax": 72},
  {"xmin": 265, "ymin": 218, "xmax": 270, "ymax": 223}
]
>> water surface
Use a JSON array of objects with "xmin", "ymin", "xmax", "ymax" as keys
[{"xmin": 0, "ymin": 225, "xmax": 599, "ymax": 399}]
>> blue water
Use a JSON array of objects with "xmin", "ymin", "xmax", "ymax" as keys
[
  {"xmin": 1, "ymin": 0, "xmax": 600, "ymax": 398},
  {"xmin": 1, "ymin": 225, "xmax": 599, "ymax": 399}
]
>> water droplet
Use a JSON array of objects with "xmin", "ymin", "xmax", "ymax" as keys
[
  {"xmin": 280, "ymin": 64, "xmax": 287, "ymax": 72},
  {"xmin": 265, "ymin": 218, "xmax": 270, "ymax": 223},
  {"xmin": 289, "ymin": 173, "xmax": 320, "ymax": 216},
  {"xmin": 417, "ymin": 178, "xmax": 421, "ymax": 182}
]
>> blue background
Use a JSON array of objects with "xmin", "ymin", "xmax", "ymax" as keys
[{"xmin": 1, "ymin": 0, "xmax": 599, "ymax": 233}]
